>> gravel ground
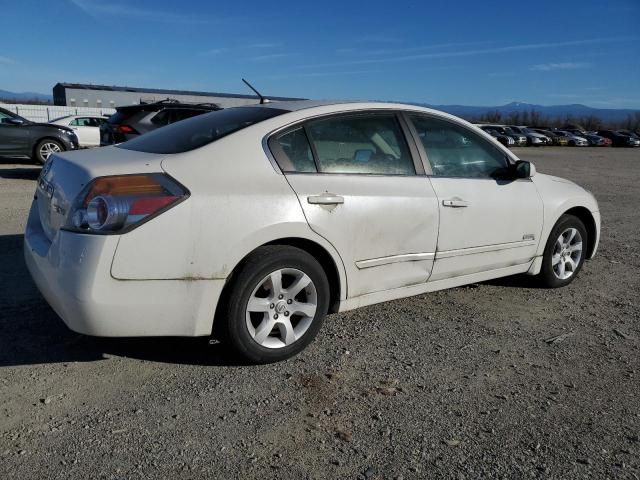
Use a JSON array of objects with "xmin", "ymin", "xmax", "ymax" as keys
[{"xmin": 0, "ymin": 147, "xmax": 639, "ymax": 479}]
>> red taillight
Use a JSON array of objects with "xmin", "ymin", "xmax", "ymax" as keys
[
  {"xmin": 129, "ymin": 196, "xmax": 178, "ymax": 215},
  {"xmin": 66, "ymin": 174, "xmax": 188, "ymax": 234},
  {"xmin": 117, "ymin": 125, "xmax": 138, "ymax": 134}
]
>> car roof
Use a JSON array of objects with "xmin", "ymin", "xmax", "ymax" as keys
[
  {"xmin": 116, "ymin": 99, "xmax": 222, "ymax": 112},
  {"xmin": 58, "ymin": 114, "xmax": 107, "ymax": 119}
]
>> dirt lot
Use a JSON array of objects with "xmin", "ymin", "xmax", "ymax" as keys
[{"xmin": 0, "ymin": 147, "xmax": 639, "ymax": 479}]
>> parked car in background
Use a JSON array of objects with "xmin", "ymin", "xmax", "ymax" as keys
[
  {"xmin": 25, "ymin": 101, "xmax": 600, "ymax": 363},
  {"xmin": 0, "ymin": 106, "xmax": 79, "ymax": 163},
  {"xmin": 596, "ymin": 130, "xmax": 640, "ymax": 147},
  {"xmin": 50, "ymin": 115, "xmax": 109, "ymax": 148},
  {"xmin": 100, "ymin": 99, "xmax": 221, "ymax": 146},
  {"xmin": 617, "ymin": 130, "xmax": 640, "ymax": 141},
  {"xmin": 581, "ymin": 133, "xmax": 611, "ymax": 147},
  {"xmin": 484, "ymin": 125, "xmax": 527, "ymax": 146},
  {"xmin": 553, "ymin": 130, "xmax": 588, "ymax": 146},
  {"xmin": 508, "ymin": 126, "xmax": 551, "ymax": 146},
  {"xmin": 478, "ymin": 125, "xmax": 515, "ymax": 147},
  {"xmin": 532, "ymin": 129, "xmax": 569, "ymax": 146}
]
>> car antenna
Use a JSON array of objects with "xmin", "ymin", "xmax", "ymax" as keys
[{"xmin": 242, "ymin": 78, "xmax": 271, "ymax": 104}]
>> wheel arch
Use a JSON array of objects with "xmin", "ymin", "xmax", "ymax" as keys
[
  {"xmin": 211, "ymin": 237, "xmax": 345, "ymax": 338},
  {"xmin": 563, "ymin": 206, "xmax": 597, "ymax": 259}
]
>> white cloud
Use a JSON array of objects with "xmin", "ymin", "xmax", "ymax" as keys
[
  {"xmin": 244, "ymin": 43, "xmax": 281, "ymax": 49},
  {"xmin": 69, "ymin": 0, "xmax": 217, "ymax": 24},
  {"xmin": 266, "ymin": 69, "xmax": 382, "ymax": 80},
  {"xmin": 530, "ymin": 62, "xmax": 592, "ymax": 71},
  {"xmin": 251, "ymin": 53, "xmax": 295, "ymax": 62},
  {"xmin": 292, "ymin": 36, "xmax": 635, "ymax": 70},
  {"xmin": 199, "ymin": 48, "xmax": 228, "ymax": 57}
]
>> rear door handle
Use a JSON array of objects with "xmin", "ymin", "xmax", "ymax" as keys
[
  {"xmin": 307, "ymin": 193, "xmax": 344, "ymax": 205},
  {"xmin": 442, "ymin": 199, "xmax": 469, "ymax": 208}
]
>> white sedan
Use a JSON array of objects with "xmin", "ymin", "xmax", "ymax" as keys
[
  {"xmin": 25, "ymin": 101, "xmax": 600, "ymax": 363},
  {"xmin": 49, "ymin": 115, "xmax": 109, "ymax": 148}
]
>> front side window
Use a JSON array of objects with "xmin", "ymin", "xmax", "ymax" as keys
[
  {"xmin": 305, "ymin": 114, "xmax": 415, "ymax": 175},
  {"xmin": 0, "ymin": 111, "xmax": 14, "ymax": 123},
  {"xmin": 409, "ymin": 115, "xmax": 509, "ymax": 178},
  {"xmin": 70, "ymin": 117, "xmax": 99, "ymax": 127}
]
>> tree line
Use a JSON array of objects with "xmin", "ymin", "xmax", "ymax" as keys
[
  {"xmin": 468, "ymin": 109, "xmax": 640, "ymax": 132},
  {"xmin": 3, "ymin": 96, "xmax": 640, "ymax": 132}
]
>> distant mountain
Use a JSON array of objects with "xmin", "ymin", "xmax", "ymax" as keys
[
  {"xmin": 0, "ymin": 89, "xmax": 52, "ymax": 103},
  {"xmin": 413, "ymin": 101, "xmax": 639, "ymax": 123}
]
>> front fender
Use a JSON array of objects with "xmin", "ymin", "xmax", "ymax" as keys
[{"xmin": 533, "ymin": 174, "xmax": 600, "ymax": 258}]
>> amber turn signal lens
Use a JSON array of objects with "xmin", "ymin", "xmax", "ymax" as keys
[{"xmin": 83, "ymin": 175, "xmax": 165, "ymax": 207}]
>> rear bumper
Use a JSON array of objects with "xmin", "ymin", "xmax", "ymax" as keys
[{"xmin": 24, "ymin": 201, "xmax": 223, "ymax": 337}]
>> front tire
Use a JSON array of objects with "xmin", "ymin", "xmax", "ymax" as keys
[
  {"xmin": 538, "ymin": 214, "xmax": 587, "ymax": 288},
  {"xmin": 34, "ymin": 139, "xmax": 63, "ymax": 164},
  {"xmin": 220, "ymin": 246, "xmax": 330, "ymax": 364}
]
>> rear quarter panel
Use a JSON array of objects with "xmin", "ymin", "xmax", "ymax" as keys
[{"xmin": 109, "ymin": 126, "xmax": 348, "ymax": 297}]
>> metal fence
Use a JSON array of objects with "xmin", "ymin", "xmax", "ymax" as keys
[{"xmin": 0, "ymin": 103, "xmax": 116, "ymax": 123}]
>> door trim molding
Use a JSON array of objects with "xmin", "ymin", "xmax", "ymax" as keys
[
  {"xmin": 435, "ymin": 239, "xmax": 537, "ymax": 259},
  {"xmin": 356, "ymin": 252, "xmax": 435, "ymax": 269}
]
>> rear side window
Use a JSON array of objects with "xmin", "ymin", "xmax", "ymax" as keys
[
  {"xmin": 119, "ymin": 107, "xmax": 289, "ymax": 154},
  {"xmin": 270, "ymin": 127, "xmax": 316, "ymax": 173},
  {"xmin": 150, "ymin": 110, "xmax": 171, "ymax": 126},
  {"xmin": 173, "ymin": 109, "xmax": 206, "ymax": 122},
  {"xmin": 305, "ymin": 114, "xmax": 415, "ymax": 175}
]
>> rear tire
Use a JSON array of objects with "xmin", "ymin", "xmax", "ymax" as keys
[
  {"xmin": 219, "ymin": 245, "xmax": 330, "ymax": 364},
  {"xmin": 34, "ymin": 139, "xmax": 63, "ymax": 164},
  {"xmin": 538, "ymin": 214, "xmax": 587, "ymax": 288}
]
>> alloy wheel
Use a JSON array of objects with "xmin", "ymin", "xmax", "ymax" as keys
[
  {"xmin": 551, "ymin": 227, "xmax": 583, "ymax": 280},
  {"xmin": 39, "ymin": 142, "xmax": 61, "ymax": 161},
  {"xmin": 245, "ymin": 268, "xmax": 317, "ymax": 349}
]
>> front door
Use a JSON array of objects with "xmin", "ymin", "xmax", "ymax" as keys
[
  {"xmin": 407, "ymin": 114, "xmax": 543, "ymax": 281},
  {"xmin": 70, "ymin": 117, "xmax": 100, "ymax": 147},
  {"xmin": 269, "ymin": 112, "xmax": 440, "ymax": 298},
  {"xmin": 0, "ymin": 111, "xmax": 29, "ymax": 155}
]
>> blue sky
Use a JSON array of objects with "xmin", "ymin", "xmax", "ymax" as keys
[{"xmin": 1, "ymin": 0, "xmax": 639, "ymax": 108}]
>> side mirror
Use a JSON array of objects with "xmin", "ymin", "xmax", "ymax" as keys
[
  {"xmin": 5, "ymin": 117, "xmax": 24, "ymax": 125},
  {"xmin": 514, "ymin": 160, "xmax": 535, "ymax": 179}
]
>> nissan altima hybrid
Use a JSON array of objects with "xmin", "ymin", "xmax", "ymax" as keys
[{"xmin": 25, "ymin": 101, "xmax": 600, "ymax": 363}]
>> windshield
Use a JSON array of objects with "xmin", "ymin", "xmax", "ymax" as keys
[{"xmin": 118, "ymin": 106, "xmax": 289, "ymax": 154}]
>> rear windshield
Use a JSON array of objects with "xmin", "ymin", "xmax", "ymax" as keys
[
  {"xmin": 118, "ymin": 106, "xmax": 289, "ymax": 154},
  {"xmin": 107, "ymin": 111, "xmax": 131, "ymax": 124}
]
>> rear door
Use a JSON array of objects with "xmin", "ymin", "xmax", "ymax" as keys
[
  {"xmin": 406, "ymin": 114, "xmax": 543, "ymax": 281},
  {"xmin": 269, "ymin": 111, "xmax": 439, "ymax": 298}
]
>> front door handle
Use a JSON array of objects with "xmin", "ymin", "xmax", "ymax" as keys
[
  {"xmin": 442, "ymin": 199, "xmax": 469, "ymax": 208},
  {"xmin": 307, "ymin": 193, "xmax": 344, "ymax": 205}
]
